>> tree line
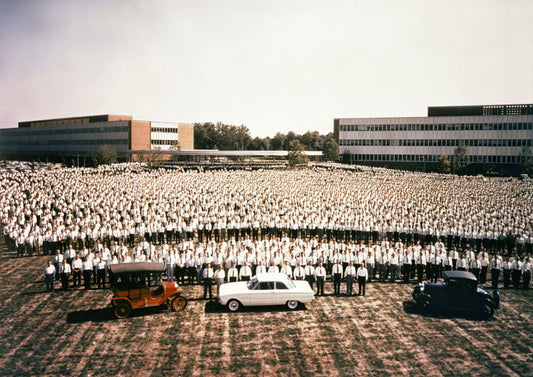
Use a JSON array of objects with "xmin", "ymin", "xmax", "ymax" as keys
[{"xmin": 194, "ymin": 122, "xmax": 339, "ymax": 162}]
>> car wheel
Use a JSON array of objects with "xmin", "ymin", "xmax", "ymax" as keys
[
  {"xmin": 227, "ymin": 299, "xmax": 241, "ymax": 312},
  {"xmin": 286, "ymin": 300, "xmax": 299, "ymax": 310},
  {"xmin": 171, "ymin": 296, "xmax": 188, "ymax": 312},
  {"xmin": 114, "ymin": 301, "xmax": 131, "ymax": 319},
  {"xmin": 417, "ymin": 296, "xmax": 432, "ymax": 314},
  {"xmin": 480, "ymin": 301, "xmax": 495, "ymax": 320}
]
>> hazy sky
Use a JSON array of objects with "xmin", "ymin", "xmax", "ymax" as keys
[{"xmin": 1, "ymin": 0, "xmax": 532, "ymax": 138}]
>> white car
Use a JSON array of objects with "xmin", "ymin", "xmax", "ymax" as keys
[{"xmin": 218, "ymin": 272, "xmax": 315, "ymax": 312}]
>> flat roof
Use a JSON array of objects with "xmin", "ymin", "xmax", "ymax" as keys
[
  {"xmin": 130, "ymin": 149, "xmax": 323, "ymax": 157},
  {"xmin": 19, "ymin": 114, "xmax": 133, "ymax": 128}
]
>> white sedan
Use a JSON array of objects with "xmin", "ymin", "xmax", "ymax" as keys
[{"xmin": 218, "ymin": 273, "xmax": 315, "ymax": 312}]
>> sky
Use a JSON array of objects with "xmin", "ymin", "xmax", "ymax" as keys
[{"xmin": 0, "ymin": 0, "xmax": 532, "ymax": 138}]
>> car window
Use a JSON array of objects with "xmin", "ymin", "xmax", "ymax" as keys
[
  {"xmin": 259, "ymin": 282, "xmax": 274, "ymax": 290},
  {"xmin": 275, "ymin": 282, "xmax": 288, "ymax": 290}
]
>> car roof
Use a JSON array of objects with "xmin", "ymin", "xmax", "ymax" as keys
[
  {"xmin": 110, "ymin": 262, "xmax": 165, "ymax": 275},
  {"xmin": 255, "ymin": 272, "xmax": 290, "ymax": 282},
  {"xmin": 442, "ymin": 270, "xmax": 477, "ymax": 282}
]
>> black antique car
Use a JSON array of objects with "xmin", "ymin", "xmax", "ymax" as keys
[{"xmin": 412, "ymin": 270, "xmax": 499, "ymax": 319}]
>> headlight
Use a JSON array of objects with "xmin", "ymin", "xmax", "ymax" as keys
[
  {"xmin": 174, "ymin": 282, "xmax": 179, "ymax": 289},
  {"xmin": 419, "ymin": 283, "xmax": 424, "ymax": 292}
]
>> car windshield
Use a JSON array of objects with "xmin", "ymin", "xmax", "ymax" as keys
[
  {"xmin": 247, "ymin": 278, "xmax": 259, "ymax": 290},
  {"xmin": 285, "ymin": 277, "xmax": 296, "ymax": 289}
]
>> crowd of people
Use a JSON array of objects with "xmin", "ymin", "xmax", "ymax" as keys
[{"xmin": 0, "ymin": 162, "xmax": 532, "ymax": 294}]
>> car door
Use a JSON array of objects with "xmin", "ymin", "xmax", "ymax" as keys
[
  {"xmin": 250, "ymin": 281, "xmax": 276, "ymax": 306},
  {"xmin": 274, "ymin": 281, "xmax": 293, "ymax": 305},
  {"xmin": 446, "ymin": 279, "xmax": 471, "ymax": 313}
]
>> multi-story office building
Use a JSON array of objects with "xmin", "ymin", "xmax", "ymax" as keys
[
  {"xmin": 0, "ymin": 114, "xmax": 194, "ymax": 163},
  {"xmin": 334, "ymin": 104, "xmax": 533, "ymax": 175}
]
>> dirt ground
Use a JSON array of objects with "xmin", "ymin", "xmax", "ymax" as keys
[{"xmin": 0, "ymin": 239, "xmax": 531, "ymax": 377}]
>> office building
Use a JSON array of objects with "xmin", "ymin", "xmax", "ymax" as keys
[
  {"xmin": 334, "ymin": 104, "xmax": 533, "ymax": 175},
  {"xmin": 0, "ymin": 114, "xmax": 194, "ymax": 163}
]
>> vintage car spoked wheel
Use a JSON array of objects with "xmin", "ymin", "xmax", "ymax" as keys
[
  {"xmin": 171, "ymin": 296, "xmax": 188, "ymax": 312},
  {"xmin": 114, "ymin": 301, "xmax": 131, "ymax": 319},
  {"xmin": 286, "ymin": 300, "xmax": 299, "ymax": 310},
  {"xmin": 227, "ymin": 299, "xmax": 241, "ymax": 312},
  {"xmin": 480, "ymin": 301, "xmax": 495, "ymax": 320}
]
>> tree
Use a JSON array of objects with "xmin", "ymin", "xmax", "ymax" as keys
[
  {"xmin": 453, "ymin": 143, "xmax": 469, "ymax": 174},
  {"xmin": 342, "ymin": 150, "xmax": 352, "ymax": 164},
  {"xmin": 322, "ymin": 138, "xmax": 339, "ymax": 162},
  {"xmin": 438, "ymin": 155, "xmax": 451, "ymax": 174},
  {"xmin": 140, "ymin": 147, "xmax": 165, "ymax": 169},
  {"xmin": 271, "ymin": 133, "xmax": 286, "ymax": 150},
  {"xmin": 287, "ymin": 140, "xmax": 308, "ymax": 167},
  {"xmin": 520, "ymin": 146, "xmax": 533, "ymax": 175},
  {"xmin": 94, "ymin": 145, "xmax": 117, "ymax": 166}
]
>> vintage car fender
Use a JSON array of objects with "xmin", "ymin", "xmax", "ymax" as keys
[{"xmin": 415, "ymin": 293, "xmax": 434, "ymax": 312}]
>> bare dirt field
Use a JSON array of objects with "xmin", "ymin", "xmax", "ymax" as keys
[{"xmin": 0, "ymin": 239, "xmax": 531, "ymax": 377}]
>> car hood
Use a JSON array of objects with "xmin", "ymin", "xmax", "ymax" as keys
[
  {"xmin": 420, "ymin": 283, "xmax": 445, "ymax": 294},
  {"xmin": 219, "ymin": 282, "xmax": 249, "ymax": 296}
]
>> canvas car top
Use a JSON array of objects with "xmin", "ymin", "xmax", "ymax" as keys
[
  {"xmin": 110, "ymin": 262, "xmax": 165, "ymax": 275},
  {"xmin": 442, "ymin": 270, "xmax": 478, "ymax": 281}
]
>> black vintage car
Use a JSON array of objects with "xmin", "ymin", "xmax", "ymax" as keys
[{"xmin": 412, "ymin": 270, "xmax": 499, "ymax": 319}]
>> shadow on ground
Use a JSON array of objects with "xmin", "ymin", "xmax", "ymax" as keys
[
  {"xmin": 66, "ymin": 305, "xmax": 169, "ymax": 323},
  {"xmin": 204, "ymin": 300, "xmax": 308, "ymax": 313},
  {"xmin": 402, "ymin": 300, "xmax": 495, "ymax": 321}
]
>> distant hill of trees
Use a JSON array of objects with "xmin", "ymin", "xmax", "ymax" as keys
[{"xmin": 194, "ymin": 122, "xmax": 339, "ymax": 161}]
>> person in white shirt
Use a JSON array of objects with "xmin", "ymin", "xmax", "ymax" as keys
[
  {"xmin": 214, "ymin": 265, "xmax": 226, "ymax": 295},
  {"xmin": 268, "ymin": 262, "xmax": 279, "ymax": 274},
  {"xmin": 314, "ymin": 262, "xmax": 326, "ymax": 296},
  {"xmin": 71, "ymin": 254, "xmax": 83, "ymax": 288},
  {"xmin": 44, "ymin": 260, "xmax": 56, "ymax": 292},
  {"xmin": 59, "ymin": 259, "xmax": 72, "ymax": 291},
  {"xmin": 239, "ymin": 262, "xmax": 252, "ymax": 282},
  {"xmin": 502, "ymin": 257, "xmax": 512, "ymax": 289},
  {"xmin": 490, "ymin": 255, "xmax": 502, "ymax": 289},
  {"xmin": 203, "ymin": 263, "xmax": 214, "ymax": 299},
  {"xmin": 345, "ymin": 261, "xmax": 356, "ymax": 296},
  {"xmin": 293, "ymin": 262, "xmax": 305, "ymax": 280},
  {"xmin": 82, "ymin": 256, "xmax": 93, "ymax": 290},
  {"xmin": 304, "ymin": 261, "xmax": 315, "ymax": 290},
  {"xmin": 332, "ymin": 261, "xmax": 343, "ymax": 296},
  {"xmin": 511, "ymin": 255, "xmax": 522, "ymax": 289},
  {"xmin": 97, "ymin": 259, "xmax": 107, "ymax": 289},
  {"xmin": 255, "ymin": 260, "xmax": 267, "ymax": 275},
  {"xmin": 357, "ymin": 263, "xmax": 368, "ymax": 296},
  {"xmin": 280, "ymin": 261, "xmax": 293, "ymax": 279},
  {"xmin": 227, "ymin": 264, "xmax": 239, "ymax": 282}
]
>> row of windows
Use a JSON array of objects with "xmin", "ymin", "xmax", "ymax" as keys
[
  {"xmin": 339, "ymin": 122, "xmax": 533, "ymax": 132},
  {"xmin": 151, "ymin": 139, "xmax": 178, "ymax": 146},
  {"xmin": 340, "ymin": 139, "xmax": 533, "ymax": 148},
  {"xmin": 347, "ymin": 154, "xmax": 523, "ymax": 164},
  {"xmin": 27, "ymin": 118, "xmax": 90, "ymax": 127},
  {"xmin": 0, "ymin": 126, "xmax": 129, "ymax": 136},
  {"xmin": 151, "ymin": 127, "xmax": 178, "ymax": 133},
  {"xmin": 16, "ymin": 139, "xmax": 128, "ymax": 146}
]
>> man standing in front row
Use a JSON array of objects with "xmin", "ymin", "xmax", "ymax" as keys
[
  {"xmin": 203, "ymin": 263, "xmax": 214, "ymax": 300},
  {"xmin": 345, "ymin": 261, "xmax": 356, "ymax": 296},
  {"xmin": 44, "ymin": 260, "xmax": 56, "ymax": 292},
  {"xmin": 59, "ymin": 259, "xmax": 72, "ymax": 291},
  {"xmin": 314, "ymin": 262, "xmax": 326, "ymax": 296},
  {"xmin": 357, "ymin": 263, "xmax": 368, "ymax": 296}
]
